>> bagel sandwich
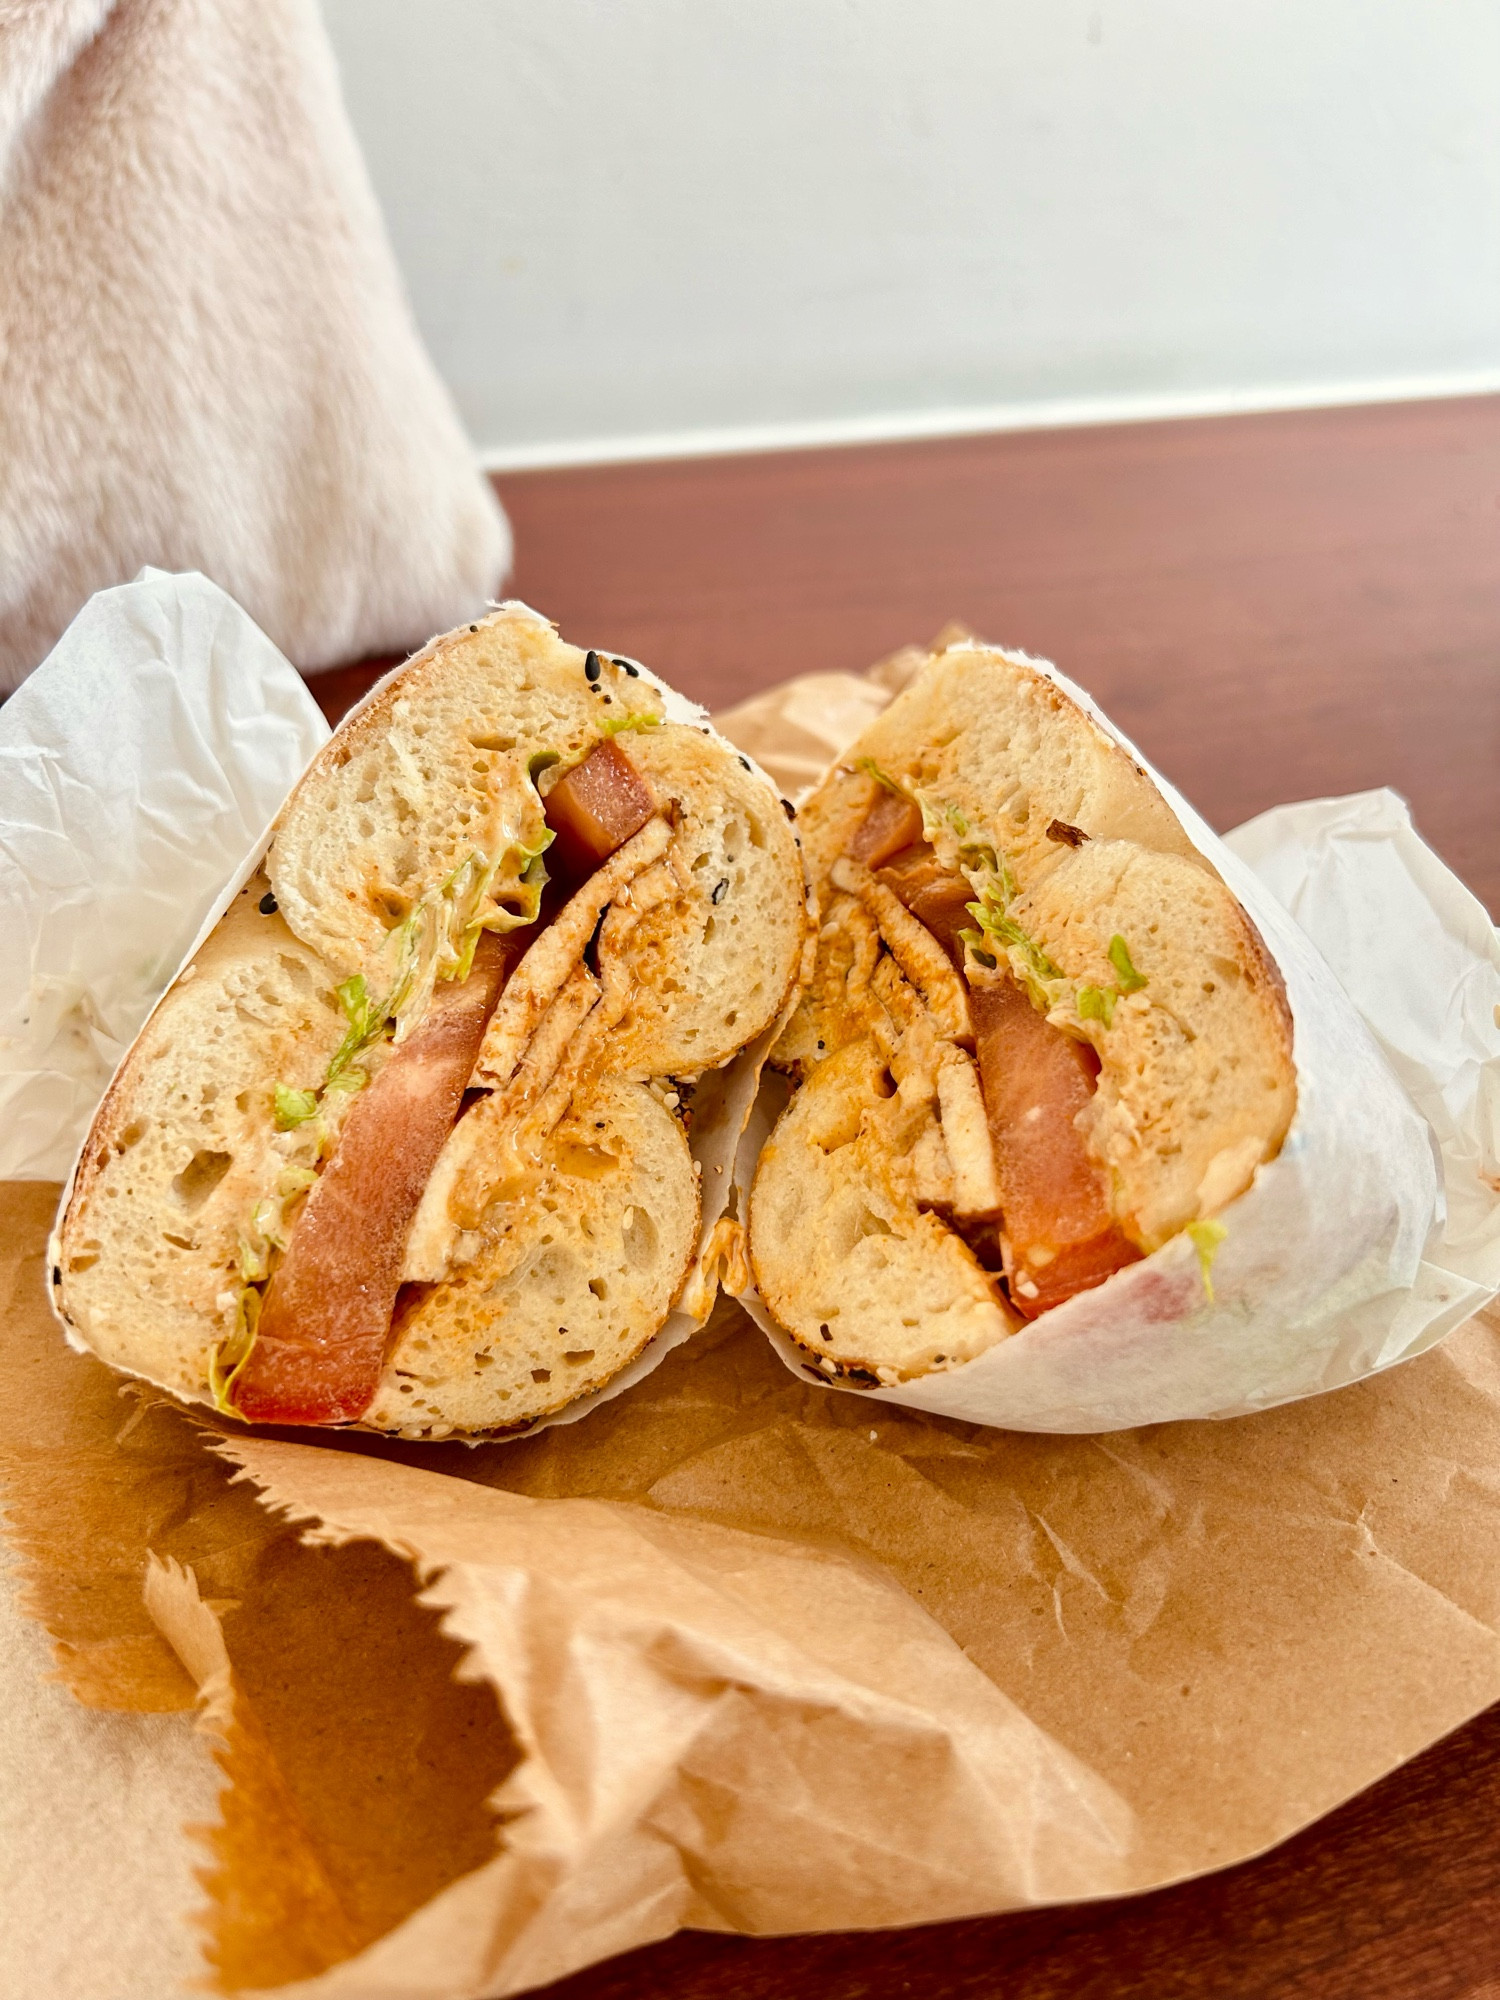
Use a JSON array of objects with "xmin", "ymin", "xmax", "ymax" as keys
[
  {"xmin": 53, "ymin": 605, "xmax": 808, "ymax": 1438},
  {"xmin": 748, "ymin": 640, "xmax": 1297, "ymax": 1386}
]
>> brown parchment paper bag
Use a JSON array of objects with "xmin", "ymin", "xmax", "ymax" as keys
[
  {"xmin": 4, "ymin": 637, "xmax": 1500, "ymax": 1996},
  {"xmin": 4, "ymin": 1179, "xmax": 1500, "ymax": 1998}
]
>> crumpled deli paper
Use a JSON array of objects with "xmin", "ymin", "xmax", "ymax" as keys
[
  {"xmin": 728, "ymin": 656, "xmax": 1500, "ymax": 1431},
  {"xmin": 204, "ymin": 1308, "xmax": 1500, "ymax": 2000},
  {"xmin": 0, "ymin": 569, "xmax": 331, "ymax": 1180},
  {"xmin": 4, "ymin": 1195, "xmax": 1500, "ymax": 1999},
  {"xmin": 4, "ymin": 585, "xmax": 1500, "ymax": 2000}
]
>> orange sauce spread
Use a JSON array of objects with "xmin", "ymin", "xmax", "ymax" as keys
[{"xmin": 847, "ymin": 794, "xmax": 1139, "ymax": 1318}]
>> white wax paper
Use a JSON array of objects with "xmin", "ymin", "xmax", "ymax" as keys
[
  {"xmin": 1226, "ymin": 788, "xmax": 1500, "ymax": 1290},
  {"xmin": 732, "ymin": 649, "xmax": 1500, "ymax": 1431},
  {"xmin": 0, "ymin": 570, "xmax": 330, "ymax": 1179}
]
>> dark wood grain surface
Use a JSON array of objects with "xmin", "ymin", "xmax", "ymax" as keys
[
  {"xmin": 315, "ymin": 394, "xmax": 1500, "ymax": 918},
  {"xmin": 530, "ymin": 1703, "xmax": 1500, "ymax": 2000},
  {"xmin": 310, "ymin": 396, "xmax": 1500, "ymax": 1996}
]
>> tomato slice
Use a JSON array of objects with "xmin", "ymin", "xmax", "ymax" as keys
[
  {"xmin": 968, "ymin": 975, "xmax": 1139, "ymax": 1317},
  {"xmin": 234, "ymin": 931, "xmax": 518, "ymax": 1424},
  {"xmin": 846, "ymin": 795, "xmax": 1139, "ymax": 1317},
  {"xmin": 544, "ymin": 738, "xmax": 655, "ymax": 886},
  {"xmin": 849, "ymin": 789, "xmax": 924, "ymax": 869},
  {"xmin": 235, "ymin": 741, "xmax": 662, "ymax": 1426}
]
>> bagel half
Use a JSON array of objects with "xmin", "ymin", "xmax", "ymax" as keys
[
  {"xmin": 748, "ymin": 640, "xmax": 1296, "ymax": 1385},
  {"xmin": 54, "ymin": 605, "xmax": 808, "ymax": 1438}
]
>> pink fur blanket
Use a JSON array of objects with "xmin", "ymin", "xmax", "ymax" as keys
[{"xmin": 0, "ymin": 0, "xmax": 509, "ymax": 690}]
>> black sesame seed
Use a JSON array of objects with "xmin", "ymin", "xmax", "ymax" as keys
[
  {"xmin": 782, "ymin": 798, "xmax": 797, "ymax": 820},
  {"xmin": 738, "ymin": 755, "xmax": 751, "ymax": 771},
  {"xmin": 819, "ymin": 1323, "xmax": 832, "ymax": 1341},
  {"xmin": 52, "ymin": 1266, "xmax": 62, "ymax": 1287},
  {"xmin": 584, "ymin": 650, "xmax": 602, "ymax": 682},
  {"xmin": 711, "ymin": 878, "xmax": 729, "ymax": 904},
  {"xmin": 469, "ymin": 624, "xmax": 479, "ymax": 633},
  {"xmin": 258, "ymin": 891, "xmax": 278, "ymax": 915},
  {"xmin": 614, "ymin": 656, "xmax": 639, "ymax": 677},
  {"xmin": 802, "ymin": 1363, "xmax": 824, "ymax": 1380}
]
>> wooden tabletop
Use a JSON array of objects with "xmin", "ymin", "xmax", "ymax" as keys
[
  {"xmin": 317, "ymin": 394, "xmax": 1500, "ymax": 918},
  {"xmin": 312, "ymin": 394, "xmax": 1500, "ymax": 1997},
  {"xmin": 531, "ymin": 1703, "xmax": 1500, "ymax": 2000}
]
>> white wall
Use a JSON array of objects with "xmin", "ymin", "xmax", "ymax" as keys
[{"xmin": 320, "ymin": 0, "xmax": 1500, "ymax": 466}]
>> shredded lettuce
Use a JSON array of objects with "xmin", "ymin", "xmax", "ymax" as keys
[
  {"xmin": 327, "ymin": 973, "xmax": 385, "ymax": 1086},
  {"xmin": 1186, "ymin": 1217, "xmax": 1229, "ymax": 1301},
  {"xmin": 854, "ymin": 764, "xmax": 1058, "ymax": 1009},
  {"xmin": 441, "ymin": 852, "xmax": 502, "ymax": 987},
  {"xmin": 869, "ymin": 780, "xmax": 1047, "ymax": 992},
  {"xmin": 1073, "ymin": 942, "xmax": 1145, "ymax": 1031},
  {"xmin": 1077, "ymin": 984, "xmax": 1116, "ymax": 1028},
  {"xmin": 855, "ymin": 755, "xmax": 906, "ymax": 796},
  {"xmin": 216, "ymin": 771, "xmax": 565, "ymax": 1413},
  {"xmin": 212, "ymin": 1153, "xmax": 323, "ymax": 1409},
  {"xmin": 601, "ymin": 711, "xmax": 664, "ymax": 737},
  {"xmin": 207, "ymin": 1284, "xmax": 261, "ymax": 1414},
  {"xmin": 235, "ymin": 1196, "xmax": 286, "ymax": 1285},
  {"xmin": 249, "ymin": 1198, "xmax": 285, "ymax": 1253},
  {"xmin": 1108, "ymin": 934, "xmax": 1147, "ymax": 992},
  {"xmin": 216, "ymin": 1219, "xmax": 271, "ymax": 1410},
  {"xmin": 272, "ymin": 1082, "xmax": 319, "ymax": 1130},
  {"xmin": 956, "ymin": 926, "xmax": 991, "ymax": 966},
  {"xmin": 265, "ymin": 800, "xmax": 558, "ymax": 1230},
  {"xmin": 964, "ymin": 877, "xmax": 1061, "ymax": 1006},
  {"xmin": 353, "ymin": 823, "xmax": 553, "ymax": 1059},
  {"xmin": 449, "ymin": 921, "xmax": 486, "ymax": 987},
  {"xmin": 483, "ymin": 831, "xmax": 552, "ymax": 921},
  {"xmin": 235, "ymin": 1235, "xmax": 268, "ymax": 1285},
  {"xmin": 846, "ymin": 766, "xmax": 1146, "ymax": 1037},
  {"xmin": 915, "ymin": 790, "xmax": 975, "ymax": 850}
]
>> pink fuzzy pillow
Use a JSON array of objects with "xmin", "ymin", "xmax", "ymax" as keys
[{"xmin": 0, "ymin": 0, "xmax": 509, "ymax": 691}]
